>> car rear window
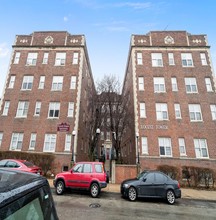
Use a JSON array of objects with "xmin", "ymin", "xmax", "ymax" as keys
[
  {"xmin": 23, "ymin": 161, "xmax": 34, "ymax": 167},
  {"xmin": 94, "ymin": 164, "xmax": 103, "ymax": 173}
]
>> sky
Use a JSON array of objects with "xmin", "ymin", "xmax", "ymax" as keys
[{"xmin": 0, "ymin": 0, "xmax": 216, "ymax": 97}]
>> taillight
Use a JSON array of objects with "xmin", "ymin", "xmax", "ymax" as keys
[{"xmin": 177, "ymin": 182, "xmax": 180, "ymax": 188}]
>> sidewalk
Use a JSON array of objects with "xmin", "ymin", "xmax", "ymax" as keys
[{"xmin": 48, "ymin": 179, "xmax": 216, "ymax": 201}]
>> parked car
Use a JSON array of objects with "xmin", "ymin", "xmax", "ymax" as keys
[
  {"xmin": 121, "ymin": 170, "xmax": 181, "ymax": 204},
  {"xmin": 0, "ymin": 168, "xmax": 58, "ymax": 219},
  {"xmin": 0, "ymin": 159, "xmax": 42, "ymax": 175},
  {"xmin": 53, "ymin": 161, "xmax": 108, "ymax": 198}
]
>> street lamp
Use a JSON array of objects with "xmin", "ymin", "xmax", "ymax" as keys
[
  {"xmin": 71, "ymin": 130, "xmax": 76, "ymax": 166},
  {"xmin": 136, "ymin": 132, "xmax": 140, "ymax": 164},
  {"xmin": 95, "ymin": 128, "xmax": 100, "ymax": 160}
]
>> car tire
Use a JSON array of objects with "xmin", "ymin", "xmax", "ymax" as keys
[
  {"xmin": 90, "ymin": 183, "xmax": 100, "ymax": 198},
  {"xmin": 56, "ymin": 180, "xmax": 65, "ymax": 195},
  {"xmin": 166, "ymin": 190, "xmax": 175, "ymax": 205},
  {"xmin": 128, "ymin": 186, "xmax": 137, "ymax": 201}
]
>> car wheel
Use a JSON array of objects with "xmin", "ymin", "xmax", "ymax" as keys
[
  {"xmin": 56, "ymin": 180, "xmax": 65, "ymax": 195},
  {"xmin": 90, "ymin": 183, "xmax": 100, "ymax": 198},
  {"xmin": 166, "ymin": 190, "xmax": 175, "ymax": 204},
  {"xmin": 128, "ymin": 187, "xmax": 137, "ymax": 201}
]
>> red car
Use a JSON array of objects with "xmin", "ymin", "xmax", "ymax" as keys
[
  {"xmin": 53, "ymin": 161, "xmax": 108, "ymax": 198},
  {"xmin": 0, "ymin": 159, "xmax": 42, "ymax": 175}
]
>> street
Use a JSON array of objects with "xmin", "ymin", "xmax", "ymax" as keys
[{"xmin": 52, "ymin": 190, "xmax": 216, "ymax": 220}]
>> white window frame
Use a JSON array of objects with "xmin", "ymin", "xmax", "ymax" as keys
[
  {"xmin": 151, "ymin": 53, "xmax": 163, "ymax": 67},
  {"xmin": 70, "ymin": 76, "xmax": 77, "ymax": 89},
  {"xmin": 154, "ymin": 77, "xmax": 165, "ymax": 93},
  {"xmin": 48, "ymin": 102, "xmax": 60, "ymax": 118},
  {"xmin": 200, "ymin": 53, "xmax": 207, "ymax": 66},
  {"xmin": 137, "ymin": 52, "xmax": 143, "ymax": 65},
  {"xmin": 52, "ymin": 76, "xmax": 63, "ymax": 91},
  {"xmin": 55, "ymin": 52, "xmax": 66, "ymax": 66},
  {"xmin": 16, "ymin": 101, "xmax": 29, "ymax": 118},
  {"xmin": 210, "ymin": 105, "xmax": 216, "ymax": 120},
  {"xmin": 10, "ymin": 133, "xmax": 23, "ymax": 150},
  {"xmin": 141, "ymin": 137, "xmax": 148, "ymax": 154},
  {"xmin": 158, "ymin": 137, "xmax": 172, "ymax": 157},
  {"xmin": 68, "ymin": 102, "xmax": 74, "ymax": 117},
  {"xmin": 174, "ymin": 103, "xmax": 182, "ymax": 119},
  {"xmin": 205, "ymin": 78, "xmax": 213, "ymax": 92},
  {"xmin": 185, "ymin": 78, "xmax": 198, "ymax": 93},
  {"xmin": 2, "ymin": 101, "xmax": 10, "ymax": 116},
  {"xmin": 8, "ymin": 76, "xmax": 16, "ymax": 88},
  {"xmin": 189, "ymin": 104, "xmax": 203, "ymax": 122},
  {"xmin": 140, "ymin": 102, "xmax": 146, "ymax": 118},
  {"xmin": 21, "ymin": 76, "xmax": 34, "ymax": 90},
  {"xmin": 34, "ymin": 102, "xmax": 41, "ymax": 116},
  {"xmin": 194, "ymin": 139, "xmax": 209, "ymax": 158},
  {"xmin": 43, "ymin": 134, "xmax": 56, "ymax": 152},
  {"xmin": 171, "ymin": 77, "xmax": 178, "ymax": 91},
  {"xmin": 65, "ymin": 134, "xmax": 71, "ymax": 151},
  {"xmin": 42, "ymin": 52, "xmax": 49, "ymax": 64},
  {"xmin": 72, "ymin": 52, "xmax": 79, "ymax": 64},
  {"xmin": 26, "ymin": 53, "xmax": 38, "ymax": 66},
  {"xmin": 156, "ymin": 103, "xmax": 168, "ymax": 120},
  {"xmin": 168, "ymin": 53, "xmax": 175, "ymax": 65},
  {"xmin": 0, "ymin": 132, "xmax": 3, "ymax": 147},
  {"xmin": 38, "ymin": 76, "xmax": 45, "ymax": 89},
  {"xmin": 181, "ymin": 53, "xmax": 193, "ymax": 67},
  {"xmin": 100, "ymin": 131, "xmax": 104, "ymax": 140},
  {"xmin": 14, "ymin": 52, "xmax": 21, "ymax": 64},
  {"xmin": 29, "ymin": 133, "xmax": 37, "ymax": 150},
  {"xmin": 106, "ymin": 132, "xmax": 110, "ymax": 140},
  {"xmin": 178, "ymin": 138, "xmax": 187, "ymax": 156},
  {"xmin": 138, "ymin": 77, "xmax": 144, "ymax": 91}
]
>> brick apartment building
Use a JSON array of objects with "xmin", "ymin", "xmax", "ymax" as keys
[
  {"xmin": 122, "ymin": 31, "xmax": 216, "ymax": 170},
  {"xmin": 0, "ymin": 31, "xmax": 95, "ymax": 172}
]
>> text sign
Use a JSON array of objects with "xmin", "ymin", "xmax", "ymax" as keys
[
  {"xmin": 141, "ymin": 125, "xmax": 168, "ymax": 130},
  {"xmin": 57, "ymin": 123, "xmax": 70, "ymax": 132}
]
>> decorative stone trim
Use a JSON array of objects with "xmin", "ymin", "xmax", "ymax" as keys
[
  {"xmin": 138, "ymin": 39, "xmax": 146, "ymax": 44},
  {"xmin": 20, "ymin": 39, "xmax": 28, "ymax": 43},
  {"xmin": 192, "ymin": 39, "xmax": 202, "ymax": 43},
  {"xmin": 164, "ymin": 35, "xmax": 174, "ymax": 44},
  {"xmin": 70, "ymin": 39, "xmax": 79, "ymax": 43},
  {"xmin": 44, "ymin": 36, "xmax": 54, "ymax": 44}
]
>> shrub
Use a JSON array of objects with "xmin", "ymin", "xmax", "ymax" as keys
[{"xmin": 157, "ymin": 164, "xmax": 180, "ymax": 180}]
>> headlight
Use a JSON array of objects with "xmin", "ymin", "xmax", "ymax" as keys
[{"xmin": 123, "ymin": 183, "xmax": 129, "ymax": 188}]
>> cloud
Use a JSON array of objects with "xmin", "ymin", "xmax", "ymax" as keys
[
  {"xmin": 63, "ymin": 16, "xmax": 68, "ymax": 22},
  {"xmin": 0, "ymin": 43, "xmax": 9, "ymax": 58},
  {"xmin": 113, "ymin": 2, "xmax": 152, "ymax": 9}
]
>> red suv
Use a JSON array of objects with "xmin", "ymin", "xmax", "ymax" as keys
[{"xmin": 53, "ymin": 162, "xmax": 108, "ymax": 198}]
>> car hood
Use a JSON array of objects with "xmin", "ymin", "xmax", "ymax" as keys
[{"xmin": 121, "ymin": 178, "xmax": 138, "ymax": 185}]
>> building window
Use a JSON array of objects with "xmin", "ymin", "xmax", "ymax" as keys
[
  {"xmin": 2, "ymin": 101, "xmax": 10, "ymax": 116},
  {"xmin": 48, "ymin": 102, "xmax": 60, "ymax": 118},
  {"xmin": 205, "ymin": 78, "xmax": 213, "ymax": 92},
  {"xmin": 141, "ymin": 137, "xmax": 148, "ymax": 154},
  {"xmin": 43, "ymin": 134, "xmax": 56, "ymax": 152},
  {"xmin": 72, "ymin": 52, "xmax": 79, "ymax": 64},
  {"xmin": 29, "ymin": 133, "xmax": 37, "ymax": 150},
  {"xmin": 154, "ymin": 77, "xmax": 165, "ymax": 93},
  {"xmin": 42, "ymin": 52, "xmax": 49, "ymax": 64},
  {"xmin": 200, "ymin": 53, "xmax": 207, "ymax": 66},
  {"xmin": 194, "ymin": 139, "xmax": 209, "ymax": 158},
  {"xmin": 158, "ymin": 137, "xmax": 172, "ymax": 157},
  {"xmin": 100, "ymin": 132, "xmax": 104, "ymax": 140},
  {"xmin": 151, "ymin": 53, "xmax": 163, "ymax": 67},
  {"xmin": 137, "ymin": 52, "xmax": 143, "ymax": 65},
  {"xmin": 171, "ymin": 77, "xmax": 178, "ymax": 91},
  {"xmin": 34, "ymin": 102, "xmax": 41, "ymax": 116},
  {"xmin": 178, "ymin": 138, "xmax": 186, "ymax": 156},
  {"xmin": 174, "ymin": 103, "xmax": 182, "ymax": 119},
  {"xmin": 65, "ymin": 134, "xmax": 71, "ymax": 151},
  {"xmin": 52, "ymin": 76, "xmax": 63, "ymax": 91},
  {"xmin": 14, "ymin": 52, "xmax": 21, "ymax": 64},
  {"xmin": 106, "ymin": 132, "xmax": 110, "ymax": 140},
  {"xmin": 0, "ymin": 132, "xmax": 3, "ymax": 147},
  {"xmin": 16, "ymin": 101, "xmax": 29, "ymax": 117},
  {"xmin": 8, "ymin": 76, "xmax": 16, "ymax": 88},
  {"xmin": 21, "ymin": 76, "xmax": 34, "ymax": 90},
  {"xmin": 10, "ymin": 133, "xmax": 24, "ymax": 150},
  {"xmin": 168, "ymin": 53, "xmax": 175, "ymax": 65},
  {"xmin": 210, "ymin": 105, "xmax": 216, "ymax": 120},
  {"xmin": 156, "ymin": 103, "xmax": 168, "ymax": 120},
  {"xmin": 26, "ymin": 52, "xmax": 38, "ymax": 65},
  {"xmin": 68, "ymin": 102, "xmax": 74, "ymax": 117},
  {"xmin": 189, "ymin": 104, "xmax": 202, "ymax": 121},
  {"xmin": 55, "ymin": 52, "xmax": 66, "ymax": 66},
  {"xmin": 70, "ymin": 76, "xmax": 77, "ymax": 89},
  {"xmin": 185, "ymin": 77, "xmax": 198, "ymax": 93},
  {"xmin": 38, "ymin": 76, "xmax": 45, "ymax": 89},
  {"xmin": 138, "ymin": 77, "xmax": 144, "ymax": 91},
  {"xmin": 181, "ymin": 53, "xmax": 193, "ymax": 67},
  {"xmin": 140, "ymin": 102, "xmax": 146, "ymax": 118}
]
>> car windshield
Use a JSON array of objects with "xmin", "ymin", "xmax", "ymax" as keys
[
  {"xmin": 137, "ymin": 171, "xmax": 148, "ymax": 180},
  {"xmin": 23, "ymin": 161, "xmax": 35, "ymax": 167}
]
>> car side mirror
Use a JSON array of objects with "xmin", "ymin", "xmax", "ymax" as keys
[{"xmin": 143, "ymin": 178, "xmax": 146, "ymax": 182}]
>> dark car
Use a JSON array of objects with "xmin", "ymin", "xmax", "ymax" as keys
[
  {"xmin": 0, "ymin": 169, "xmax": 58, "ymax": 219},
  {"xmin": 0, "ymin": 159, "xmax": 42, "ymax": 175},
  {"xmin": 121, "ymin": 170, "xmax": 181, "ymax": 204}
]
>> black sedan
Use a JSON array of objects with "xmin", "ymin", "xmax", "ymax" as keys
[{"xmin": 121, "ymin": 170, "xmax": 181, "ymax": 204}]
